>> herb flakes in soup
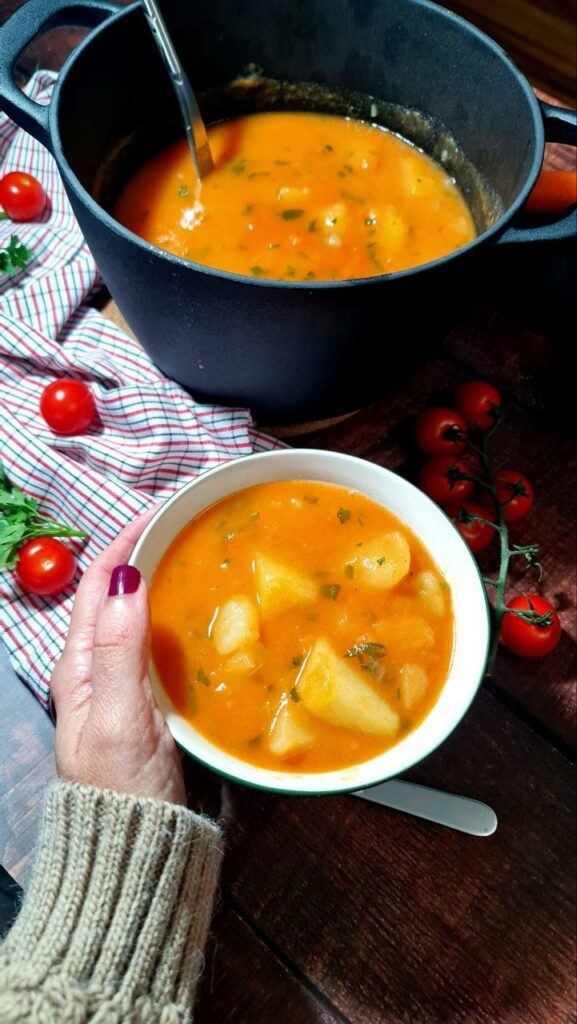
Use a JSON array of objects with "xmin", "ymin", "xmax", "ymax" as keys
[{"xmin": 149, "ymin": 481, "xmax": 454, "ymax": 772}]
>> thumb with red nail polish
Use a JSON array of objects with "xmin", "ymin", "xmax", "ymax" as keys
[{"xmin": 52, "ymin": 539, "xmax": 185, "ymax": 805}]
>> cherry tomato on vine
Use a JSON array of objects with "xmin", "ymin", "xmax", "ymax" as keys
[
  {"xmin": 415, "ymin": 406, "xmax": 467, "ymax": 457},
  {"xmin": 525, "ymin": 169, "xmax": 577, "ymax": 215},
  {"xmin": 493, "ymin": 470, "xmax": 534, "ymax": 524},
  {"xmin": 0, "ymin": 171, "xmax": 47, "ymax": 221},
  {"xmin": 16, "ymin": 537, "xmax": 77, "ymax": 596},
  {"xmin": 419, "ymin": 455, "xmax": 475, "ymax": 506},
  {"xmin": 446, "ymin": 500, "xmax": 495, "ymax": 553},
  {"xmin": 40, "ymin": 378, "xmax": 96, "ymax": 435},
  {"xmin": 500, "ymin": 594, "xmax": 561, "ymax": 658},
  {"xmin": 455, "ymin": 380, "xmax": 501, "ymax": 431}
]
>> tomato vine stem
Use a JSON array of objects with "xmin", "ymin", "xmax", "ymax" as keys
[{"xmin": 462, "ymin": 426, "xmax": 538, "ymax": 674}]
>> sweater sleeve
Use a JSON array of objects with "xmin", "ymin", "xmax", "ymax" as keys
[{"xmin": 0, "ymin": 780, "xmax": 223, "ymax": 1024}]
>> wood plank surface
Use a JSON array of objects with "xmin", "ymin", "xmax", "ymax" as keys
[
  {"xmin": 208, "ymin": 688, "xmax": 576, "ymax": 1024},
  {"xmin": 197, "ymin": 909, "xmax": 344, "ymax": 1024},
  {"xmin": 0, "ymin": 646, "xmax": 55, "ymax": 885},
  {"xmin": 1, "ymin": 4, "xmax": 576, "ymax": 1022}
]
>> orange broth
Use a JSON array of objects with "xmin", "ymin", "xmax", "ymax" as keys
[
  {"xmin": 150, "ymin": 481, "xmax": 454, "ymax": 772},
  {"xmin": 115, "ymin": 111, "xmax": 475, "ymax": 281}
]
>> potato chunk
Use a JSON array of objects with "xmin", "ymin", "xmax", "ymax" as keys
[
  {"xmin": 299, "ymin": 638, "xmax": 399, "ymax": 736},
  {"xmin": 277, "ymin": 186, "xmax": 310, "ymax": 204},
  {"xmin": 400, "ymin": 159, "xmax": 438, "ymax": 199},
  {"xmin": 399, "ymin": 663, "xmax": 429, "ymax": 710},
  {"xmin": 414, "ymin": 570, "xmax": 446, "ymax": 618},
  {"xmin": 212, "ymin": 596, "xmax": 260, "ymax": 656},
  {"xmin": 268, "ymin": 701, "xmax": 315, "ymax": 758},
  {"xmin": 224, "ymin": 648, "xmax": 257, "ymax": 675},
  {"xmin": 352, "ymin": 531, "xmax": 411, "ymax": 590},
  {"xmin": 254, "ymin": 553, "xmax": 316, "ymax": 619},
  {"xmin": 375, "ymin": 205, "xmax": 409, "ymax": 254},
  {"xmin": 377, "ymin": 614, "xmax": 435, "ymax": 656}
]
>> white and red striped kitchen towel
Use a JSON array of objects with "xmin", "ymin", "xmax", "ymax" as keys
[{"xmin": 0, "ymin": 71, "xmax": 282, "ymax": 708}]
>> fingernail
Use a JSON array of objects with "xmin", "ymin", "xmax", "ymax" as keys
[{"xmin": 109, "ymin": 564, "xmax": 141, "ymax": 597}]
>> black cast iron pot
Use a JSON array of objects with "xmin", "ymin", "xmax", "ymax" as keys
[{"xmin": 1, "ymin": 0, "xmax": 576, "ymax": 419}]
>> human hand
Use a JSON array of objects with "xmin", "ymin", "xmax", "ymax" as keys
[{"xmin": 50, "ymin": 512, "xmax": 186, "ymax": 805}]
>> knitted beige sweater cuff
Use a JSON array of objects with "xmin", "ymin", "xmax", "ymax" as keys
[{"xmin": 0, "ymin": 780, "xmax": 223, "ymax": 1023}]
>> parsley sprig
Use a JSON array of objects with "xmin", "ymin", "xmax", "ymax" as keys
[
  {"xmin": 0, "ymin": 235, "xmax": 33, "ymax": 275},
  {"xmin": 0, "ymin": 463, "xmax": 87, "ymax": 570}
]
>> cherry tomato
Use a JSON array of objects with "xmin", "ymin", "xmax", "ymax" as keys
[
  {"xmin": 525, "ymin": 169, "xmax": 577, "ymax": 215},
  {"xmin": 455, "ymin": 380, "xmax": 502, "ymax": 431},
  {"xmin": 446, "ymin": 500, "xmax": 494, "ymax": 553},
  {"xmin": 0, "ymin": 171, "xmax": 47, "ymax": 221},
  {"xmin": 415, "ymin": 406, "xmax": 466, "ymax": 457},
  {"xmin": 40, "ymin": 378, "xmax": 96, "ymax": 435},
  {"xmin": 419, "ymin": 455, "xmax": 475, "ymax": 506},
  {"xmin": 500, "ymin": 594, "xmax": 561, "ymax": 658},
  {"xmin": 493, "ymin": 470, "xmax": 534, "ymax": 524},
  {"xmin": 16, "ymin": 537, "xmax": 77, "ymax": 596}
]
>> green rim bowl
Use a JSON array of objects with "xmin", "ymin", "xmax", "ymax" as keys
[{"xmin": 130, "ymin": 448, "xmax": 490, "ymax": 795}]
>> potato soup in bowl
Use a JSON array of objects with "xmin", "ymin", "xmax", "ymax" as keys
[
  {"xmin": 150, "ymin": 480, "xmax": 453, "ymax": 772},
  {"xmin": 130, "ymin": 450, "xmax": 490, "ymax": 794}
]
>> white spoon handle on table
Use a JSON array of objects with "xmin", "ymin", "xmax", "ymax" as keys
[{"xmin": 354, "ymin": 780, "xmax": 498, "ymax": 836}]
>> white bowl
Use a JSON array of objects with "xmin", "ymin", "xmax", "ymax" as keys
[{"xmin": 130, "ymin": 449, "xmax": 490, "ymax": 794}]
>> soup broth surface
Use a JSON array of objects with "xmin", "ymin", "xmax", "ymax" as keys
[
  {"xmin": 115, "ymin": 111, "xmax": 475, "ymax": 281},
  {"xmin": 150, "ymin": 481, "xmax": 454, "ymax": 773}
]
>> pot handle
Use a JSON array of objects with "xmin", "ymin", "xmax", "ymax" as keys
[
  {"xmin": 0, "ymin": 0, "xmax": 120, "ymax": 150},
  {"xmin": 497, "ymin": 101, "xmax": 577, "ymax": 245}
]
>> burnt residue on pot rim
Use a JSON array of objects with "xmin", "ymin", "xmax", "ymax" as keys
[{"xmin": 95, "ymin": 74, "xmax": 504, "ymax": 236}]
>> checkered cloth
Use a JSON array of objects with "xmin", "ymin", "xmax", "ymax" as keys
[{"xmin": 0, "ymin": 71, "xmax": 282, "ymax": 707}]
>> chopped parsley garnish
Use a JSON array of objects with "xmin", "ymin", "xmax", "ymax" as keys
[
  {"xmin": 345, "ymin": 641, "xmax": 386, "ymax": 679},
  {"xmin": 308, "ymin": 219, "xmax": 317, "ymax": 232},
  {"xmin": 345, "ymin": 641, "xmax": 386, "ymax": 659},
  {"xmin": 0, "ymin": 235, "xmax": 32, "ymax": 276},
  {"xmin": 376, "ymin": 556, "xmax": 386, "ymax": 566},
  {"xmin": 250, "ymin": 266, "xmax": 266, "ymax": 277},
  {"xmin": 230, "ymin": 159, "xmax": 247, "ymax": 175},
  {"xmin": 196, "ymin": 667, "xmax": 210, "ymax": 686},
  {"xmin": 321, "ymin": 583, "xmax": 341, "ymax": 600},
  {"xmin": 344, "ymin": 562, "xmax": 355, "ymax": 578},
  {"xmin": 178, "ymin": 185, "xmax": 189, "ymax": 197},
  {"xmin": 290, "ymin": 655, "xmax": 304, "ymax": 668},
  {"xmin": 281, "ymin": 208, "xmax": 304, "ymax": 220},
  {"xmin": 289, "ymin": 686, "xmax": 300, "ymax": 702},
  {"xmin": 337, "ymin": 507, "xmax": 351, "ymax": 524},
  {"xmin": 322, "ymin": 144, "xmax": 333, "ymax": 152}
]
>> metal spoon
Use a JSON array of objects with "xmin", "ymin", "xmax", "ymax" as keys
[
  {"xmin": 354, "ymin": 779, "xmax": 498, "ymax": 836},
  {"xmin": 141, "ymin": 0, "xmax": 213, "ymax": 180}
]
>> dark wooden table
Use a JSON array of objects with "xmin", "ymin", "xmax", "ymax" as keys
[{"xmin": 1, "ymin": 5, "xmax": 576, "ymax": 1022}]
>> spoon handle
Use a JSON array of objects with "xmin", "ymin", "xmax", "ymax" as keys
[
  {"xmin": 354, "ymin": 779, "xmax": 498, "ymax": 836},
  {"xmin": 141, "ymin": 0, "xmax": 213, "ymax": 178}
]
